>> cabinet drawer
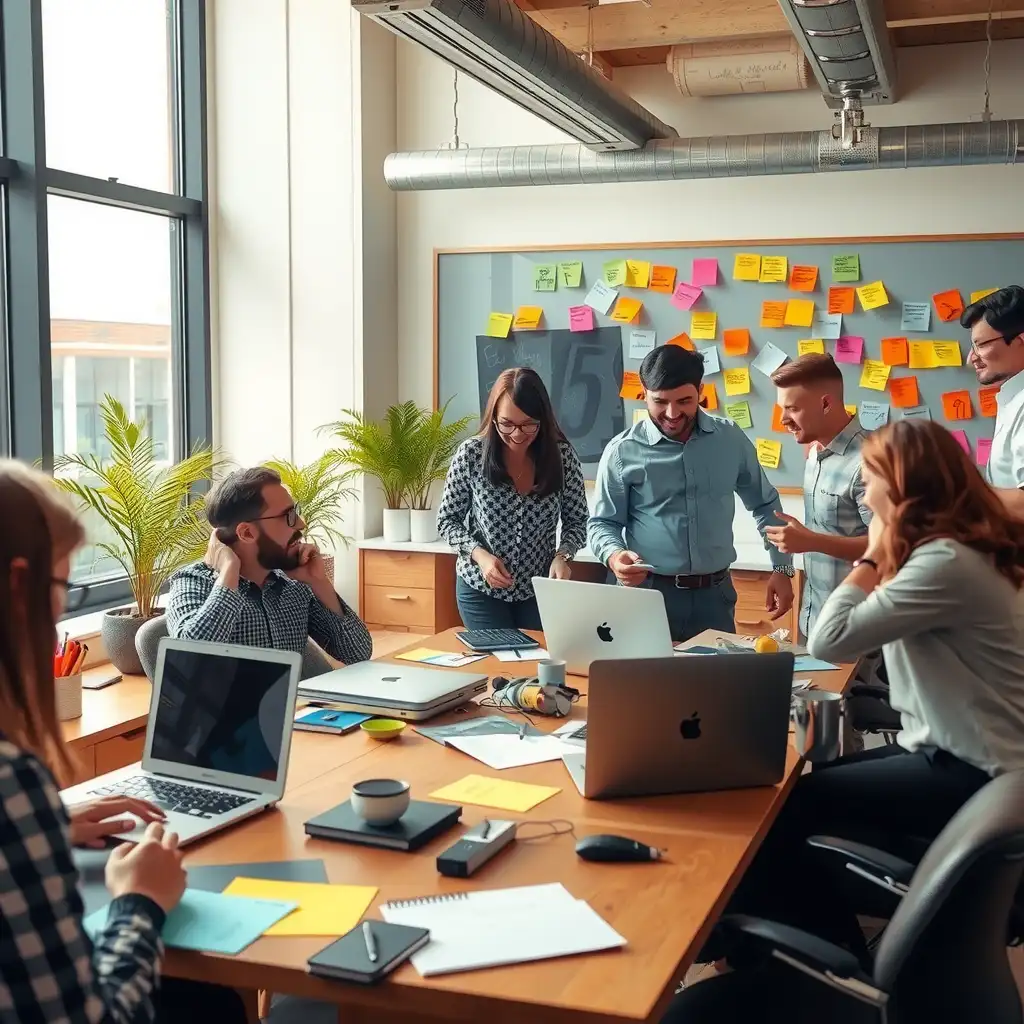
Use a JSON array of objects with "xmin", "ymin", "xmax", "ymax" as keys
[
  {"xmin": 95, "ymin": 729, "xmax": 147, "ymax": 775},
  {"xmin": 363, "ymin": 584, "xmax": 436, "ymax": 629},
  {"xmin": 363, "ymin": 550, "xmax": 436, "ymax": 589},
  {"xmin": 71, "ymin": 745, "xmax": 96, "ymax": 784}
]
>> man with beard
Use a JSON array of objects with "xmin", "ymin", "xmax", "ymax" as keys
[
  {"xmin": 165, "ymin": 467, "xmax": 372, "ymax": 663},
  {"xmin": 589, "ymin": 345, "xmax": 794, "ymax": 642}
]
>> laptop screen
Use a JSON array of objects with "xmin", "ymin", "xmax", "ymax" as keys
[{"xmin": 149, "ymin": 647, "xmax": 293, "ymax": 783}]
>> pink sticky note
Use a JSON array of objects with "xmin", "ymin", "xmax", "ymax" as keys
[
  {"xmin": 834, "ymin": 335, "xmax": 864, "ymax": 364},
  {"xmin": 692, "ymin": 259, "xmax": 719, "ymax": 287},
  {"xmin": 976, "ymin": 437, "xmax": 993, "ymax": 466},
  {"xmin": 950, "ymin": 429, "xmax": 970, "ymax": 455},
  {"xmin": 670, "ymin": 282, "xmax": 703, "ymax": 311},
  {"xmin": 568, "ymin": 305, "xmax": 594, "ymax": 332}
]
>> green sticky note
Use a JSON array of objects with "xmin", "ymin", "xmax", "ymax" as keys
[
  {"xmin": 832, "ymin": 254, "xmax": 860, "ymax": 283},
  {"xmin": 724, "ymin": 401, "xmax": 752, "ymax": 430},
  {"xmin": 603, "ymin": 259, "xmax": 627, "ymax": 287},
  {"xmin": 534, "ymin": 264, "xmax": 557, "ymax": 291},
  {"xmin": 558, "ymin": 261, "xmax": 583, "ymax": 288}
]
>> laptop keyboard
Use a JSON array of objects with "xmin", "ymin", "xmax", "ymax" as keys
[
  {"xmin": 89, "ymin": 776, "xmax": 255, "ymax": 819},
  {"xmin": 568, "ymin": 724, "xmax": 587, "ymax": 741}
]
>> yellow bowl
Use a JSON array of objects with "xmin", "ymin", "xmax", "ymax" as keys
[{"xmin": 361, "ymin": 718, "xmax": 406, "ymax": 741}]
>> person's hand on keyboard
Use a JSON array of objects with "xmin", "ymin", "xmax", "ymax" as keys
[
  {"xmin": 67, "ymin": 795, "xmax": 167, "ymax": 849},
  {"xmin": 105, "ymin": 821, "xmax": 186, "ymax": 913}
]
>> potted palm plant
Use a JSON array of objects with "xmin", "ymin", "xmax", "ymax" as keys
[
  {"xmin": 406, "ymin": 399, "xmax": 473, "ymax": 543},
  {"xmin": 53, "ymin": 396, "xmax": 214, "ymax": 674}
]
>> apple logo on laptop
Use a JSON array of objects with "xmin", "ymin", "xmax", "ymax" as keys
[
  {"xmin": 680, "ymin": 712, "xmax": 702, "ymax": 740},
  {"xmin": 382, "ymin": 676, "xmax": 400, "ymax": 683},
  {"xmin": 596, "ymin": 622, "xmax": 613, "ymax": 643}
]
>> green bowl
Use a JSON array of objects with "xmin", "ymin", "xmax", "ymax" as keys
[{"xmin": 361, "ymin": 718, "xmax": 406, "ymax": 741}]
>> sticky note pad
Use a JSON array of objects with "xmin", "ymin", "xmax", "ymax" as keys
[
  {"xmin": 629, "ymin": 328, "xmax": 656, "ymax": 359},
  {"xmin": 603, "ymin": 259, "xmax": 627, "ymax": 287},
  {"xmin": 789, "ymin": 265, "xmax": 818, "ymax": 292},
  {"xmin": 901, "ymin": 405, "xmax": 931, "ymax": 421},
  {"xmin": 859, "ymin": 401, "xmax": 890, "ymax": 431},
  {"xmin": 971, "ymin": 288, "xmax": 998, "ymax": 303},
  {"xmin": 569, "ymin": 305, "xmax": 594, "ymax": 332},
  {"xmin": 979, "ymin": 386, "xmax": 999, "ymax": 417},
  {"xmin": 692, "ymin": 258, "xmax": 718, "ymax": 286},
  {"xmin": 798, "ymin": 339, "xmax": 825, "ymax": 356},
  {"xmin": 933, "ymin": 289, "xmax": 964, "ymax": 323},
  {"xmin": 828, "ymin": 287, "xmax": 855, "ymax": 315},
  {"xmin": 932, "ymin": 341, "xmax": 963, "ymax": 367},
  {"xmin": 942, "ymin": 391, "xmax": 973, "ymax": 420},
  {"xmin": 881, "ymin": 337, "xmax": 909, "ymax": 366},
  {"xmin": 834, "ymin": 336, "xmax": 864, "ymax": 365},
  {"xmin": 756, "ymin": 438, "xmax": 782, "ymax": 469},
  {"xmin": 700, "ymin": 382, "xmax": 719, "ymax": 411},
  {"xmin": 901, "ymin": 302, "xmax": 931, "ymax": 332},
  {"xmin": 667, "ymin": 331, "xmax": 694, "ymax": 350},
  {"xmin": 908, "ymin": 341, "xmax": 938, "ymax": 369},
  {"xmin": 771, "ymin": 404, "xmax": 787, "ymax": 432},
  {"xmin": 625, "ymin": 260, "xmax": 651, "ymax": 289},
  {"xmin": 671, "ymin": 282, "xmax": 703, "ymax": 311},
  {"xmin": 649, "ymin": 265, "xmax": 676, "ymax": 293},
  {"xmin": 888, "ymin": 376, "xmax": 920, "ymax": 408},
  {"xmin": 223, "ymin": 879, "xmax": 378, "ymax": 938},
  {"xmin": 619, "ymin": 371, "xmax": 644, "ymax": 401},
  {"xmin": 751, "ymin": 341, "xmax": 788, "ymax": 377},
  {"xmin": 733, "ymin": 253, "xmax": 761, "ymax": 281},
  {"xmin": 584, "ymin": 280, "xmax": 616, "ymax": 314},
  {"xmin": 513, "ymin": 306, "xmax": 543, "ymax": 330},
  {"xmin": 813, "ymin": 311, "xmax": 843, "ymax": 340},
  {"xmin": 760, "ymin": 301, "xmax": 787, "ymax": 329},
  {"xmin": 698, "ymin": 345, "xmax": 721, "ymax": 376},
  {"xmin": 533, "ymin": 264, "xmax": 557, "ymax": 291},
  {"xmin": 611, "ymin": 297, "xmax": 643, "ymax": 324},
  {"xmin": 832, "ymin": 254, "xmax": 860, "ymax": 283},
  {"xmin": 860, "ymin": 360, "xmax": 891, "ymax": 391},
  {"xmin": 857, "ymin": 281, "xmax": 889, "ymax": 310},
  {"xmin": 950, "ymin": 429, "xmax": 970, "ymax": 455},
  {"xmin": 785, "ymin": 299, "xmax": 815, "ymax": 328},
  {"xmin": 558, "ymin": 261, "xmax": 583, "ymax": 288},
  {"xmin": 724, "ymin": 367, "xmax": 751, "ymax": 396},
  {"xmin": 430, "ymin": 774, "xmax": 560, "ymax": 813},
  {"xmin": 977, "ymin": 438, "xmax": 993, "ymax": 466},
  {"xmin": 690, "ymin": 311, "xmax": 717, "ymax": 340},
  {"xmin": 759, "ymin": 256, "xmax": 788, "ymax": 283},
  {"xmin": 486, "ymin": 313, "xmax": 513, "ymax": 338},
  {"xmin": 723, "ymin": 328, "xmax": 750, "ymax": 356},
  {"xmin": 725, "ymin": 401, "xmax": 753, "ymax": 429}
]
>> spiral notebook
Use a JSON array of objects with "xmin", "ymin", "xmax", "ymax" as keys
[{"xmin": 379, "ymin": 882, "xmax": 626, "ymax": 976}]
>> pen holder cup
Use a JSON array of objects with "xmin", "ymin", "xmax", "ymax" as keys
[
  {"xmin": 791, "ymin": 691, "xmax": 842, "ymax": 764},
  {"xmin": 55, "ymin": 672, "xmax": 83, "ymax": 722}
]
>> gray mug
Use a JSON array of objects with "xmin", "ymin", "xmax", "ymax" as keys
[
  {"xmin": 537, "ymin": 659, "xmax": 567, "ymax": 687},
  {"xmin": 791, "ymin": 691, "xmax": 843, "ymax": 764}
]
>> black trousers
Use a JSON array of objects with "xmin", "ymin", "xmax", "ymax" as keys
[{"xmin": 155, "ymin": 979, "xmax": 248, "ymax": 1024}]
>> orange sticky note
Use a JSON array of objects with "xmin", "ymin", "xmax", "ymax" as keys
[
  {"xmin": 828, "ymin": 287, "xmax": 855, "ymax": 315},
  {"xmin": 512, "ymin": 306, "xmax": 543, "ymax": 330},
  {"xmin": 784, "ymin": 299, "xmax": 814, "ymax": 328},
  {"xmin": 667, "ymin": 331, "xmax": 694, "ymax": 350},
  {"xmin": 723, "ymin": 328, "xmax": 750, "ymax": 356},
  {"xmin": 881, "ymin": 337, "xmax": 909, "ymax": 366},
  {"xmin": 649, "ymin": 265, "xmax": 677, "ymax": 293},
  {"xmin": 789, "ymin": 265, "xmax": 818, "ymax": 292},
  {"xmin": 771, "ymin": 404, "xmax": 787, "ymax": 432},
  {"xmin": 888, "ymin": 376, "xmax": 919, "ymax": 409},
  {"xmin": 979, "ymin": 386, "xmax": 999, "ymax": 417},
  {"xmin": 611, "ymin": 297, "xmax": 643, "ymax": 324},
  {"xmin": 760, "ymin": 301, "xmax": 787, "ymax": 329},
  {"xmin": 933, "ymin": 289, "xmax": 964, "ymax": 323},
  {"xmin": 619, "ymin": 371, "xmax": 644, "ymax": 401},
  {"xmin": 941, "ymin": 390, "xmax": 973, "ymax": 421},
  {"xmin": 700, "ymin": 382, "xmax": 719, "ymax": 411}
]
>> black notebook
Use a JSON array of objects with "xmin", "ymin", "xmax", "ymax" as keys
[
  {"xmin": 308, "ymin": 920, "xmax": 430, "ymax": 984},
  {"xmin": 304, "ymin": 799, "xmax": 462, "ymax": 851}
]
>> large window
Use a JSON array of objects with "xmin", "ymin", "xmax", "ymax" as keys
[{"xmin": 0, "ymin": 0, "xmax": 209, "ymax": 608}]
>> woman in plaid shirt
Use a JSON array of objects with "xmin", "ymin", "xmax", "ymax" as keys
[{"xmin": 0, "ymin": 461, "xmax": 246, "ymax": 1024}]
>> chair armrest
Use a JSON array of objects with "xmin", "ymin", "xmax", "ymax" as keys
[
  {"xmin": 719, "ymin": 915, "xmax": 863, "ymax": 978},
  {"xmin": 807, "ymin": 835, "xmax": 915, "ymax": 886},
  {"xmin": 846, "ymin": 683, "xmax": 891, "ymax": 700}
]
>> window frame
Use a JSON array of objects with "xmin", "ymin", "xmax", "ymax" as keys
[{"xmin": 0, "ymin": 0, "xmax": 211, "ymax": 614}]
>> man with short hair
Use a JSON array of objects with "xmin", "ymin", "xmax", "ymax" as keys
[
  {"xmin": 766, "ymin": 354, "xmax": 871, "ymax": 642},
  {"xmin": 962, "ymin": 285, "xmax": 1024, "ymax": 515},
  {"xmin": 166, "ymin": 466, "xmax": 372, "ymax": 663},
  {"xmin": 588, "ymin": 345, "xmax": 794, "ymax": 643}
]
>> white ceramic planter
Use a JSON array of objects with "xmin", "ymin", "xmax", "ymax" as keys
[
  {"xmin": 382, "ymin": 507, "xmax": 411, "ymax": 543},
  {"xmin": 410, "ymin": 508, "xmax": 438, "ymax": 544}
]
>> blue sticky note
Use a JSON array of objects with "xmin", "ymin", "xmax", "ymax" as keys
[
  {"xmin": 812, "ymin": 311, "xmax": 843, "ymax": 340},
  {"xmin": 794, "ymin": 656, "xmax": 840, "ymax": 672},
  {"xmin": 859, "ymin": 400, "xmax": 890, "ymax": 431},
  {"xmin": 85, "ymin": 889, "xmax": 297, "ymax": 955},
  {"xmin": 900, "ymin": 302, "xmax": 931, "ymax": 332}
]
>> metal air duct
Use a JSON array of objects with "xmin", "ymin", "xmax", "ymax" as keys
[{"xmin": 382, "ymin": 120, "xmax": 1024, "ymax": 190}]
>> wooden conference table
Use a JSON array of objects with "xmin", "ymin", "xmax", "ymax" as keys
[{"xmin": 165, "ymin": 629, "xmax": 856, "ymax": 1024}]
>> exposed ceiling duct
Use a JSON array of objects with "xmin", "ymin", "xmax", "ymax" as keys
[
  {"xmin": 351, "ymin": 0, "xmax": 677, "ymax": 152},
  {"xmin": 382, "ymin": 119, "xmax": 1024, "ymax": 190}
]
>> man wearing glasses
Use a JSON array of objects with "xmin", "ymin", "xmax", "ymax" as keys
[
  {"xmin": 962, "ymin": 286, "xmax": 1024, "ymax": 515},
  {"xmin": 166, "ymin": 467, "xmax": 372, "ymax": 664}
]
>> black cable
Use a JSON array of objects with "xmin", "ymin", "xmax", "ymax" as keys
[{"xmin": 516, "ymin": 819, "xmax": 576, "ymax": 842}]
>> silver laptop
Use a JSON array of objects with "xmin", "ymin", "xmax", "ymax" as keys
[
  {"xmin": 575, "ymin": 653, "xmax": 795, "ymax": 799},
  {"xmin": 60, "ymin": 639, "xmax": 301, "ymax": 846},
  {"xmin": 532, "ymin": 577, "xmax": 674, "ymax": 676},
  {"xmin": 298, "ymin": 661, "xmax": 488, "ymax": 720}
]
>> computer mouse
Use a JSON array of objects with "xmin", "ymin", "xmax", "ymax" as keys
[{"xmin": 575, "ymin": 834, "xmax": 662, "ymax": 863}]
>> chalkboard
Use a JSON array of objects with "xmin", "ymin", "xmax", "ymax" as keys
[{"xmin": 436, "ymin": 237, "xmax": 1020, "ymax": 487}]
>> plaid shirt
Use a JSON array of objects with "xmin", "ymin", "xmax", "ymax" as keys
[
  {"xmin": 800, "ymin": 418, "xmax": 873, "ymax": 641},
  {"xmin": 166, "ymin": 563, "xmax": 372, "ymax": 663},
  {"xmin": 0, "ymin": 739, "xmax": 165, "ymax": 1024}
]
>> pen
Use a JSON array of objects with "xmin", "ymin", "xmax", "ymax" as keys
[
  {"xmin": 363, "ymin": 921, "xmax": 377, "ymax": 963},
  {"xmin": 480, "ymin": 819, "xmax": 490, "ymax": 839},
  {"xmin": 513, "ymin": 649, "xmax": 521, "ymax": 659},
  {"xmin": 519, "ymin": 722, "xmax": 527, "ymax": 741}
]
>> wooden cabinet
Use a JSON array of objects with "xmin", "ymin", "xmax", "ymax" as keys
[
  {"xmin": 359, "ymin": 549, "xmax": 461, "ymax": 634},
  {"xmin": 95, "ymin": 728, "xmax": 147, "ymax": 775},
  {"xmin": 731, "ymin": 569, "xmax": 802, "ymax": 641}
]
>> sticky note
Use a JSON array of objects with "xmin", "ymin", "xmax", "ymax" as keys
[
  {"xmin": 534, "ymin": 264, "xmax": 557, "ymax": 291},
  {"xmin": 828, "ymin": 287, "xmax": 855, "ymax": 315},
  {"xmin": 698, "ymin": 344, "xmax": 721, "ymax": 376},
  {"xmin": 832, "ymin": 254, "xmax": 860, "ymax": 282},
  {"xmin": 859, "ymin": 401, "xmax": 890, "ymax": 431},
  {"xmin": 901, "ymin": 405, "xmax": 931, "ymax": 420},
  {"xmin": 860, "ymin": 360, "xmax": 891, "ymax": 391},
  {"xmin": 692, "ymin": 258, "xmax": 719, "ymax": 286},
  {"xmin": 942, "ymin": 390, "xmax": 973, "ymax": 420},
  {"xmin": 430, "ymin": 774, "xmax": 560, "ymax": 813},
  {"xmin": 625, "ymin": 260, "xmax": 651, "ymax": 289},
  {"xmin": 700, "ymin": 382, "xmax": 719, "ymax": 411},
  {"xmin": 725, "ymin": 401, "xmax": 753, "ymax": 429},
  {"xmin": 857, "ymin": 281, "xmax": 889, "ymax": 311},
  {"xmin": 950, "ymin": 429, "xmax": 970, "ymax": 455},
  {"xmin": 611, "ymin": 297, "xmax": 643, "ymax": 324},
  {"xmin": 834, "ymin": 336, "xmax": 864, "ymax": 365},
  {"xmin": 513, "ymin": 306, "xmax": 543, "ymax": 330},
  {"xmin": 751, "ymin": 341, "xmax": 788, "ymax": 377},
  {"xmin": 771, "ymin": 404, "xmax": 787, "ymax": 432},
  {"xmin": 932, "ymin": 341, "xmax": 963, "ymax": 367},
  {"xmin": 629, "ymin": 328, "xmax": 656, "ymax": 359},
  {"xmin": 785, "ymin": 299, "xmax": 815, "ymax": 328},
  {"xmin": 845, "ymin": 405, "xmax": 857, "ymax": 416},
  {"xmin": 585, "ymin": 280, "xmax": 616, "ymax": 314},
  {"xmin": 649, "ymin": 265, "xmax": 676, "ymax": 293},
  {"xmin": 558, "ymin": 261, "xmax": 582, "ymax": 288},
  {"xmin": 900, "ymin": 302, "xmax": 931, "ymax": 332},
  {"xmin": 603, "ymin": 259, "xmax": 627, "ymax": 286},
  {"xmin": 908, "ymin": 341, "xmax": 938, "ymax": 369},
  {"xmin": 979, "ymin": 386, "xmax": 999, "ymax": 417},
  {"xmin": 881, "ymin": 337, "xmax": 909, "ymax": 366},
  {"xmin": 724, "ymin": 367, "xmax": 751, "ymax": 396},
  {"xmin": 486, "ymin": 313, "xmax": 513, "ymax": 338},
  {"xmin": 568, "ymin": 305, "xmax": 594, "ymax": 332},
  {"xmin": 671, "ymin": 282, "xmax": 703, "ymax": 311},
  {"xmin": 971, "ymin": 288, "xmax": 998, "ymax": 303},
  {"xmin": 756, "ymin": 438, "xmax": 782, "ymax": 469},
  {"xmin": 733, "ymin": 253, "xmax": 761, "ymax": 281},
  {"xmin": 798, "ymin": 339, "xmax": 825, "ymax": 356},
  {"xmin": 977, "ymin": 438, "xmax": 993, "ymax": 466},
  {"xmin": 690, "ymin": 311, "xmax": 717, "ymax": 340},
  {"xmin": 223, "ymin": 879, "xmax": 377, "ymax": 938},
  {"xmin": 813, "ymin": 311, "xmax": 843, "ymax": 340},
  {"xmin": 933, "ymin": 289, "xmax": 964, "ymax": 323},
  {"xmin": 633, "ymin": 408, "xmax": 650, "ymax": 425},
  {"xmin": 667, "ymin": 331, "xmax": 694, "ymax": 350},
  {"xmin": 888, "ymin": 376, "xmax": 920, "ymax": 409},
  {"xmin": 789, "ymin": 265, "xmax": 818, "ymax": 292},
  {"xmin": 619, "ymin": 371, "xmax": 644, "ymax": 401},
  {"xmin": 760, "ymin": 301, "xmax": 787, "ymax": 329},
  {"xmin": 723, "ymin": 328, "xmax": 750, "ymax": 356},
  {"xmin": 759, "ymin": 256, "xmax": 788, "ymax": 283}
]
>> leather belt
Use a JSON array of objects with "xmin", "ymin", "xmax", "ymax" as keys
[{"xmin": 652, "ymin": 568, "xmax": 730, "ymax": 590}]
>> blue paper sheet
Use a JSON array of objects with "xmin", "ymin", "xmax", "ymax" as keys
[{"xmin": 794, "ymin": 656, "xmax": 840, "ymax": 672}]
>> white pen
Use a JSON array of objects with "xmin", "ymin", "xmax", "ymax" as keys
[{"xmin": 363, "ymin": 920, "xmax": 377, "ymax": 963}]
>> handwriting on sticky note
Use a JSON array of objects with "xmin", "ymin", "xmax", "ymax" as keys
[
  {"xmin": 785, "ymin": 299, "xmax": 814, "ymax": 328},
  {"xmin": 932, "ymin": 289, "xmax": 964, "ymax": 323},
  {"xmin": 756, "ymin": 438, "xmax": 782, "ymax": 469},
  {"xmin": 558, "ymin": 261, "xmax": 582, "ymax": 288},
  {"xmin": 486, "ymin": 313, "xmax": 513, "ymax": 338},
  {"xmin": 971, "ymin": 288, "xmax": 998, "ymax": 303},
  {"xmin": 430, "ymin": 774, "xmax": 560, "ymax": 813},
  {"xmin": 901, "ymin": 302, "xmax": 931, "ymax": 332},
  {"xmin": 881, "ymin": 337, "xmax": 909, "ymax": 366},
  {"xmin": 888, "ymin": 376, "xmax": 920, "ymax": 408},
  {"xmin": 603, "ymin": 259, "xmax": 627, "ymax": 287},
  {"xmin": 629, "ymin": 328, "xmax": 656, "ymax": 359},
  {"xmin": 568, "ymin": 305, "xmax": 594, "ymax": 332},
  {"xmin": 649, "ymin": 265, "xmax": 676, "ymax": 293},
  {"xmin": 759, "ymin": 256, "xmax": 788, "ymax": 284},
  {"xmin": 733, "ymin": 253, "xmax": 761, "ymax": 281},
  {"xmin": 832, "ymin": 254, "xmax": 860, "ymax": 282},
  {"xmin": 760, "ymin": 301, "xmax": 787, "ymax": 329},
  {"xmin": 625, "ymin": 260, "xmax": 651, "ymax": 289},
  {"xmin": 533, "ymin": 264, "xmax": 556, "ymax": 291},
  {"xmin": 977, "ymin": 438, "xmax": 993, "ymax": 466},
  {"xmin": 979, "ymin": 386, "xmax": 999, "ymax": 417},
  {"xmin": 771, "ymin": 404, "xmax": 787, "ymax": 432},
  {"xmin": 671, "ymin": 281, "xmax": 703, "ymax": 311},
  {"xmin": 813, "ymin": 311, "xmax": 843, "ymax": 340},
  {"xmin": 751, "ymin": 342, "xmax": 788, "ymax": 377},
  {"xmin": 584, "ymin": 280, "xmax": 616, "ymax": 314},
  {"xmin": 725, "ymin": 401, "xmax": 752, "ymax": 429},
  {"xmin": 828, "ymin": 287, "xmax": 855, "ymax": 315},
  {"xmin": 908, "ymin": 341, "xmax": 938, "ymax": 369},
  {"xmin": 859, "ymin": 401, "xmax": 890, "ymax": 430},
  {"xmin": 667, "ymin": 331, "xmax": 694, "ymax": 350},
  {"xmin": 698, "ymin": 344, "xmax": 721, "ymax": 376},
  {"xmin": 860, "ymin": 360, "xmax": 890, "ymax": 391},
  {"xmin": 724, "ymin": 367, "xmax": 750, "ymax": 396},
  {"xmin": 932, "ymin": 341, "xmax": 962, "ymax": 367},
  {"xmin": 835, "ymin": 336, "xmax": 864, "ymax": 365},
  {"xmin": 723, "ymin": 328, "xmax": 750, "ymax": 356},
  {"xmin": 690, "ymin": 311, "xmax": 717, "ymax": 340},
  {"xmin": 798, "ymin": 339, "xmax": 825, "ymax": 356},
  {"xmin": 901, "ymin": 405, "xmax": 931, "ymax": 421},
  {"xmin": 857, "ymin": 281, "xmax": 889, "ymax": 310},
  {"xmin": 692, "ymin": 258, "xmax": 718, "ymax": 286},
  {"xmin": 611, "ymin": 297, "xmax": 643, "ymax": 324},
  {"xmin": 700, "ymin": 382, "xmax": 719, "ymax": 411},
  {"xmin": 942, "ymin": 391, "xmax": 973, "ymax": 421},
  {"xmin": 513, "ymin": 306, "xmax": 543, "ymax": 330},
  {"xmin": 950, "ymin": 429, "xmax": 970, "ymax": 455},
  {"xmin": 619, "ymin": 371, "xmax": 644, "ymax": 401},
  {"xmin": 789, "ymin": 265, "xmax": 818, "ymax": 292}
]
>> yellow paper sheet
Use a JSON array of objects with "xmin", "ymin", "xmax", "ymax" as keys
[
  {"xmin": 222, "ymin": 878, "xmax": 378, "ymax": 937},
  {"xmin": 932, "ymin": 341, "xmax": 963, "ymax": 367},
  {"xmin": 784, "ymin": 299, "xmax": 814, "ymax": 328},
  {"xmin": 733, "ymin": 253, "xmax": 761, "ymax": 281},
  {"xmin": 625, "ymin": 260, "xmax": 651, "ymax": 289},
  {"xmin": 859, "ymin": 360, "xmax": 891, "ymax": 391},
  {"xmin": 486, "ymin": 313, "xmax": 513, "ymax": 338},
  {"xmin": 755, "ymin": 438, "xmax": 782, "ymax": 469},
  {"xmin": 759, "ymin": 256, "xmax": 788, "ymax": 283},
  {"xmin": 971, "ymin": 288, "xmax": 998, "ymax": 303},
  {"xmin": 797, "ymin": 339, "xmax": 825, "ymax": 356},
  {"xmin": 610, "ymin": 297, "xmax": 643, "ymax": 324},
  {"xmin": 857, "ymin": 281, "xmax": 889, "ymax": 310},
  {"xmin": 723, "ymin": 367, "xmax": 751, "ymax": 396},
  {"xmin": 908, "ymin": 341, "xmax": 938, "ymax": 369},
  {"xmin": 513, "ymin": 306, "xmax": 543, "ymax": 330},
  {"xmin": 845, "ymin": 404, "xmax": 857, "ymax": 416},
  {"xmin": 690, "ymin": 311, "xmax": 717, "ymax": 340},
  {"xmin": 430, "ymin": 774, "xmax": 560, "ymax": 813}
]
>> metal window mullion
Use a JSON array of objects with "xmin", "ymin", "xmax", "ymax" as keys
[{"xmin": 44, "ymin": 167, "xmax": 199, "ymax": 217}]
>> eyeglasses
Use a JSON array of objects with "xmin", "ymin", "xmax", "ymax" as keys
[
  {"xmin": 256, "ymin": 503, "xmax": 302, "ymax": 529},
  {"xmin": 971, "ymin": 332, "xmax": 1021, "ymax": 355},
  {"xmin": 52, "ymin": 578, "xmax": 90, "ymax": 612},
  {"xmin": 496, "ymin": 419, "xmax": 540, "ymax": 437}
]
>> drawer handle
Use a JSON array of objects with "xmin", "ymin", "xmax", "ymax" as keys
[
  {"xmin": 122, "ymin": 728, "xmax": 147, "ymax": 741},
  {"xmin": 386, "ymin": 594, "xmax": 412, "ymax": 601},
  {"xmin": 735, "ymin": 618, "xmax": 767, "ymax": 627}
]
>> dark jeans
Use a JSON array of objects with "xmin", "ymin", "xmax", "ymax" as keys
[
  {"xmin": 645, "ymin": 572, "xmax": 738, "ymax": 643},
  {"xmin": 156, "ymin": 979, "xmax": 248, "ymax": 1024},
  {"xmin": 456, "ymin": 577, "xmax": 541, "ymax": 631}
]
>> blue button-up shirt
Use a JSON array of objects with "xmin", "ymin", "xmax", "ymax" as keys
[{"xmin": 588, "ymin": 411, "xmax": 792, "ymax": 575}]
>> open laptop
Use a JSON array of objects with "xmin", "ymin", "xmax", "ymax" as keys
[
  {"xmin": 532, "ymin": 577, "xmax": 674, "ymax": 676},
  {"xmin": 563, "ymin": 653, "xmax": 794, "ymax": 799},
  {"xmin": 298, "ymin": 661, "xmax": 488, "ymax": 721},
  {"xmin": 59, "ymin": 638, "xmax": 301, "ymax": 846}
]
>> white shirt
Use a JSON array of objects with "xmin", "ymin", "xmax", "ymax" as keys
[{"xmin": 989, "ymin": 371, "xmax": 1024, "ymax": 489}]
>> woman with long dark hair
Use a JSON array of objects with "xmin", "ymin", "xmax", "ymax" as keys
[{"xmin": 436, "ymin": 367, "xmax": 588, "ymax": 630}]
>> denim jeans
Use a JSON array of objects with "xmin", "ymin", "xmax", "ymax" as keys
[{"xmin": 456, "ymin": 576, "xmax": 542, "ymax": 631}]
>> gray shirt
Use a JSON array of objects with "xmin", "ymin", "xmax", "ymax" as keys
[{"xmin": 809, "ymin": 538, "xmax": 1024, "ymax": 776}]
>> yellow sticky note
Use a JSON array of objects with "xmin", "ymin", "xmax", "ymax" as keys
[
  {"xmin": 633, "ymin": 408, "xmax": 650, "ymax": 425},
  {"xmin": 932, "ymin": 341, "xmax": 963, "ymax": 367},
  {"xmin": 908, "ymin": 341, "xmax": 938, "ymax": 369},
  {"xmin": 859, "ymin": 359, "xmax": 891, "ymax": 391},
  {"xmin": 857, "ymin": 281, "xmax": 889, "ymax": 311},
  {"xmin": 798, "ymin": 339, "xmax": 825, "ymax": 356},
  {"xmin": 724, "ymin": 367, "xmax": 751, "ymax": 396},
  {"xmin": 486, "ymin": 312, "xmax": 513, "ymax": 338},
  {"xmin": 784, "ymin": 299, "xmax": 814, "ymax": 328},
  {"xmin": 513, "ymin": 306, "xmax": 542, "ymax": 330},
  {"xmin": 971, "ymin": 288, "xmax": 999, "ymax": 303},
  {"xmin": 759, "ymin": 256, "xmax": 788, "ymax": 283},
  {"xmin": 755, "ymin": 438, "xmax": 782, "ymax": 469},
  {"xmin": 845, "ymin": 404, "xmax": 857, "ymax": 416},
  {"xmin": 625, "ymin": 260, "xmax": 651, "ymax": 289},
  {"xmin": 610, "ymin": 297, "xmax": 643, "ymax": 324},
  {"xmin": 690, "ymin": 311, "xmax": 717, "ymax": 340},
  {"xmin": 430, "ymin": 774, "xmax": 560, "ymax": 813},
  {"xmin": 733, "ymin": 253, "xmax": 761, "ymax": 281},
  {"xmin": 222, "ymin": 878, "xmax": 377, "ymax": 937}
]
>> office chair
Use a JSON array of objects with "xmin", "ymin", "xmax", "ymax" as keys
[
  {"xmin": 664, "ymin": 769, "xmax": 1024, "ymax": 1023},
  {"xmin": 845, "ymin": 683, "xmax": 901, "ymax": 746}
]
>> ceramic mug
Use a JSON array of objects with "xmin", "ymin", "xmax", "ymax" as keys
[{"xmin": 351, "ymin": 778, "xmax": 411, "ymax": 826}]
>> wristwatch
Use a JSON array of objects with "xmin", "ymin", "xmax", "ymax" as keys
[
  {"xmin": 772, "ymin": 565, "xmax": 796, "ymax": 578},
  {"xmin": 852, "ymin": 557, "xmax": 879, "ymax": 571}
]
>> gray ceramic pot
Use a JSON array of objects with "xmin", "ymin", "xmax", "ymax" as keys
[{"xmin": 101, "ymin": 608, "xmax": 149, "ymax": 675}]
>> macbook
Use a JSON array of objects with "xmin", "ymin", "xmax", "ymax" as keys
[
  {"xmin": 59, "ymin": 639, "xmax": 302, "ymax": 846},
  {"xmin": 531, "ymin": 577, "xmax": 674, "ymax": 676}
]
